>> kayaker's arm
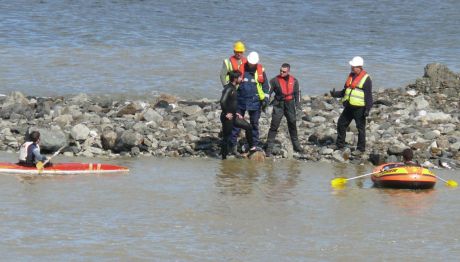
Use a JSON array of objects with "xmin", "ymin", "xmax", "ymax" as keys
[{"xmin": 32, "ymin": 147, "xmax": 47, "ymax": 162}]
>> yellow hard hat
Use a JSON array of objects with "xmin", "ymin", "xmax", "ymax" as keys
[{"xmin": 233, "ymin": 41, "xmax": 245, "ymax": 52}]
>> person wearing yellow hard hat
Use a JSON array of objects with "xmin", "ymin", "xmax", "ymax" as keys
[
  {"xmin": 219, "ymin": 41, "xmax": 247, "ymax": 86},
  {"xmin": 330, "ymin": 56, "xmax": 373, "ymax": 156}
]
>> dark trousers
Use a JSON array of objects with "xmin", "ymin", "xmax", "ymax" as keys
[
  {"xmin": 230, "ymin": 109, "xmax": 261, "ymax": 147},
  {"xmin": 266, "ymin": 100, "xmax": 300, "ymax": 151},
  {"xmin": 17, "ymin": 160, "xmax": 52, "ymax": 167},
  {"xmin": 221, "ymin": 113, "xmax": 253, "ymax": 159},
  {"xmin": 336, "ymin": 106, "xmax": 366, "ymax": 151}
]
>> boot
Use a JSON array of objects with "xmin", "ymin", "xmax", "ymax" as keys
[
  {"xmin": 230, "ymin": 145, "xmax": 238, "ymax": 155},
  {"xmin": 265, "ymin": 143, "xmax": 273, "ymax": 157},
  {"xmin": 293, "ymin": 142, "xmax": 304, "ymax": 154}
]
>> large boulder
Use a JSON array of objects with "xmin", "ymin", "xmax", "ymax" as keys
[
  {"xmin": 0, "ymin": 91, "xmax": 35, "ymax": 120},
  {"xmin": 424, "ymin": 63, "xmax": 460, "ymax": 90},
  {"xmin": 71, "ymin": 123, "xmax": 91, "ymax": 141},
  {"xmin": 113, "ymin": 131, "xmax": 143, "ymax": 153},
  {"xmin": 142, "ymin": 108, "xmax": 163, "ymax": 123},
  {"xmin": 116, "ymin": 101, "xmax": 146, "ymax": 117},
  {"xmin": 101, "ymin": 129, "xmax": 118, "ymax": 150},
  {"xmin": 26, "ymin": 127, "xmax": 67, "ymax": 153}
]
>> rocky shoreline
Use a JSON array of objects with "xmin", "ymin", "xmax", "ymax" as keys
[{"xmin": 1, "ymin": 63, "xmax": 459, "ymax": 168}]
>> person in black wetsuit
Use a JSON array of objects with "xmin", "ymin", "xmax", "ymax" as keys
[{"xmin": 220, "ymin": 71, "xmax": 254, "ymax": 159}]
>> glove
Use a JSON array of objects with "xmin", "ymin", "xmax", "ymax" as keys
[
  {"xmin": 364, "ymin": 110, "xmax": 370, "ymax": 117},
  {"xmin": 330, "ymin": 88, "xmax": 337, "ymax": 97},
  {"xmin": 261, "ymin": 98, "xmax": 269, "ymax": 113}
]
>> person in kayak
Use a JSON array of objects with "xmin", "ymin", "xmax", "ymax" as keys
[
  {"xmin": 220, "ymin": 70, "xmax": 256, "ymax": 159},
  {"xmin": 402, "ymin": 148, "xmax": 420, "ymax": 166},
  {"xmin": 18, "ymin": 131, "xmax": 50, "ymax": 167},
  {"xmin": 382, "ymin": 148, "xmax": 421, "ymax": 170}
]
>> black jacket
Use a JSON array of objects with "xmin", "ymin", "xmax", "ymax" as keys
[{"xmin": 220, "ymin": 83, "xmax": 238, "ymax": 114}]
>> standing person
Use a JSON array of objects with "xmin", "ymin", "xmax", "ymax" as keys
[
  {"xmin": 265, "ymin": 63, "xmax": 303, "ymax": 156},
  {"xmin": 220, "ymin": 41, "xmax": 247, "ymax": 86},
  {"xmin": 18, "ymin": 130, "xmax": 50, "ymax": 167},
  {"xmin": 330, "ymin": 56, "xmax": 373, "ymax": 155},
  {"xmin": 229, "ymin": 51, "xmax": 269, "ymax": 153},
  {"xmin": 220, "ymin": 71, "xmax": 255, "ymax": 159}
]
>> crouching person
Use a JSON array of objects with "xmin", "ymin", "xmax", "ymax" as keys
[{"xmin": 220, "ymin": 71, "xmax": 255, "ymax": 159}]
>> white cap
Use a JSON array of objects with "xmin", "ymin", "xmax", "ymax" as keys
[
  {"xmin": 247, "ymin": 51, "xmax": 259, "ymax": 64},
  {"xmin": 349, "ymin": 56, "xmax": 364, "ymax": 67}
]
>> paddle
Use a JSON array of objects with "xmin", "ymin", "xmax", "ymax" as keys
[
  {"xmin": 435, "ymin": 175, "xmax": 458, "ymax": 187},
  {"xmin": 330, "ymin": 171, "xmax": 379, "ymax": 188},
  {"xmin": 36, "ymin": 145, "xmax": 66, "ymax": 172}
]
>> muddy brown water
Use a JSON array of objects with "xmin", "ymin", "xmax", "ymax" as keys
[{"xmin": 0, "ymin": 152, "xmax": 459, "ymax": 260}]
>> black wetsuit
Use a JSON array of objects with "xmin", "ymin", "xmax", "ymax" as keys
[{"xmin": 220, "ymin": 82, "xmax": 253, "ymax": 159}]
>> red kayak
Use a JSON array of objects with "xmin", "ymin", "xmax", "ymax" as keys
[{"xmin": 0, "ymin": 162, "xmax": 129, "ymax": 175}]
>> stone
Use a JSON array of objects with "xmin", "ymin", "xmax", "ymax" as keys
[
  {"xmin": 101, "ymin": 130, "xmax": 118, "ymax": 150},
  {"xmin": 423, "ymin": 130, "xmax": 441, "ymax": 140},
  {"xmin": 142, "ymin": 108, "xmax": 163, "ymax": 123},
  {"xmin": 181, "ymin": 105, "xmax": 202, "ymax": 116},
  {"xmin": 311, "ymin": 116, "xmax": 326, "ymax": 123},
  {"xmin": 113, "ymin": 131, "xmax": 142, "ymax": 153},
  {"xmin": 71, "ymin": 123, "xmax": 91, "ymax": 141},
  {"xmin": 320, "ymin": 148, "xmax": 334, "ymax": 155},
  {"xmin": 27, "ymin": 127, "xmax": 67, "ymax": 153},
  {"xmin": 117, "ymin": 102, "xmax": 144, "ymax": 116},
  {"xmin": 54, "ymin": 114, "xmax": 74, "ymax": 126},
  {"xmin": 412, "ymin": 96, "xmax": 430, "ymax": 110}
]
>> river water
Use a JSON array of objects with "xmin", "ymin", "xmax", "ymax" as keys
[
  {"xmin": 1, "ymin": 0, "xmax": 460, "ymax": 99},
  {"xmin": 2, "ymin": 1, "xmax": 460, "ymax": 260},
  {"xmin": 0, "ymin": 152, "xmax": 459, "ymax": 260}
]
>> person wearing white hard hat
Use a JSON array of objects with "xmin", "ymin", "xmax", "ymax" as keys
[
  {"xmin": 229, "ymin": 51, "xmax": 269, "ymax": 154},
  {"xmin": 330, "ymin": 56, "xmax": 373, "ymax": 156},
  {"xmin": 220, "ymin": 41, "xmax": 247, "ymax": 86}
]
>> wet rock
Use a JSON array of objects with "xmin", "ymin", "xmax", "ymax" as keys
[
  {"xmin": 27, "ymin": 127, "xmax": 67, "ymax": 153},
  {"xmin": 423, "ymin": 130, "xmax": 441, "ymax": 140},
  {"xmin": 416, "ymin": 111, "xmax": 452, "ymax": 123},
  {"xmin": 387, "ymin": 144, "xmax": 406, "ymax": 156},
  {"xmin": 142, "ymin": 108, "xmax": 163, "ymax": 123},
  {"xmin": 71, "ymin": 123, "xmax": 90, "ymax": 141},
  {"xmin": 117, "ymin": 102, "xmax": 144, "ymax": 116},
  {"xmin": 369, "ymin": 152, "xmax": 385, "ymax": 165},
  {"xmin": 412, "ymin": 96, "xmax": 430, "ymax": 110},
  {"xmin": 386, "ymin": 155, "xmax": 399, "ymax": 163},
  {"xmin": 113, "ymin": 131, "xmax": 142, "ymax": 153},
  {"xmin": 54, "ymin": 114, "xmax": 73, "ymax": 127},
  {"xmin": 331, "ymin": 150, "xmax": 345, "ymax": 162}
]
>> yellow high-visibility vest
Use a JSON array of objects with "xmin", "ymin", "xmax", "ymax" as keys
[{"xmin": 341, "ymin": 74, "xmax": 369, "ymax": 106}]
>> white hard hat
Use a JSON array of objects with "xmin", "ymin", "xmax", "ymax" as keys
[
  {"xmin": 247, "ymin": 51, "xmax": 259, "ymax": 64},
  {"xmin": 349, "ymin": 56, "xmax": 364, "ymax": 67}
]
